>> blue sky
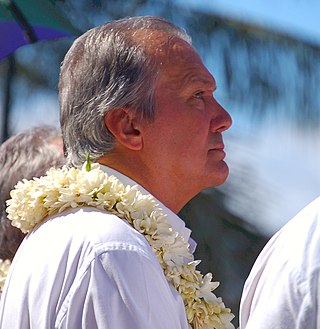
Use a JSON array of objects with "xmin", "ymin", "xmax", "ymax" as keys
[{"xmin": 174, "ymin": 0, "xmax": 320, "ymax": 45}]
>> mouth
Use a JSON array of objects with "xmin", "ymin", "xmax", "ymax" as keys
[
  {"xmin": 209, "ymin": 142, "xmax": 225, "ymax": 151},
  {"xmin": 208, "ymin": 134, "xmax": 226, "ymax": 156},
  {"xmin": 208, "ymin": 144, "xmax": 226, "ymax": 158}
]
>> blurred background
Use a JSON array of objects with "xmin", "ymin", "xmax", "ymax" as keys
[{"xmin": 1, "ymin": 0, "xmax": 320, "ymax": 326}]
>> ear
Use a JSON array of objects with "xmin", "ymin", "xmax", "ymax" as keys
[{"xmin": 104, "ymin": 108, "xmax": 143, "ymax": 151}]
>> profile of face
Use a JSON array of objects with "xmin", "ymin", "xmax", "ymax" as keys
[{"xmin": 141, "ymin": 38, "xmax": 232, "ymax": 195}]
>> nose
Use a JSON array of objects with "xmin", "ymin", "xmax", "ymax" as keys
[{"xmin": 210, "ymin": 99, "xmax": 232, "ymax": 133}]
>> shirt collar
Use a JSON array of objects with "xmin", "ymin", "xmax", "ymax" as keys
[{"xmin": 99, "ymin": 165, "xmax": 196, "ymax": 253}]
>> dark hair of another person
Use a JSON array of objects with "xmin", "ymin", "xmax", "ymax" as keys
[{"xmin": 0, "ymin": 126, "xmax": 66, "ymax": 260}]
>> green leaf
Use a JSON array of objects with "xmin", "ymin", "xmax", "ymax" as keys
[{"xmin": 85, "ymin": 153, "xmax": 91, "ymax": 172}]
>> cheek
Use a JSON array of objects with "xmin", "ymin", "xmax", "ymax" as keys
[
  {"xmin": 175, "ymin": 125, "xmax": 208, "ymax": 152},
  {"xmin": 151, "ymin": 111, "xmax": 209, "ymax": 155},
  {"xmin": 175, "ymin": 138, "xmax": 208, "ymax": 165}
]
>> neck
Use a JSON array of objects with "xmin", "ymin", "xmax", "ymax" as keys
[{"xmin": 98, "ymin": 154, "xmax": 195, "ymax": 213}]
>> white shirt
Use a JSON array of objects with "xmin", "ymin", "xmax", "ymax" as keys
[
  {"xmin": 0, "ymin": 166, "xmax": 193, "ymax": 329},
  {"xmin": 240, "ymin": 196, "xmax": 320, "ymax": 329}
]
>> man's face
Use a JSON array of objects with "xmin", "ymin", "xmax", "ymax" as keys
[{"xmin": 141, "ymin": 38, "xmax": 232, "ymax": 196}]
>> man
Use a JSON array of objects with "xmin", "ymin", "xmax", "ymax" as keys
[
  {"xmin": 0, "ymin": 126, "xmax": 65, "ymax": 291},
  {"xmin": 0, "ymin": 16, "xmax": 233, "ymax": 329},
  {"xmin": 240, "ymin": 197, "xmax": 320, "ymax": 328}
]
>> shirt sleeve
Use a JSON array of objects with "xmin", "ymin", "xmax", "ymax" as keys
[{"xmin": 55, "ymin": 245, "xmax": 189, "ymax": 329}]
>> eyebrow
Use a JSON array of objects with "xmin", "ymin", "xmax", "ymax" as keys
[{"xmin": 181, "ymin": 72, "xmax": 216, "ymax": 91}]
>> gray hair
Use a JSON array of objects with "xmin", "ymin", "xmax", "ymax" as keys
[
  {"xmin": 59, "ymin": 16, "xmax": 191, "ymax": 167},
  {"xmin": 0, "ymin": 126, "xmax": 66, "ymax": 260}
]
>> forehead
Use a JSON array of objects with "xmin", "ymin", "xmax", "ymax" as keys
[{"xmin": 156, "ymin": 38, "xmax": 216, "ymax": 91}]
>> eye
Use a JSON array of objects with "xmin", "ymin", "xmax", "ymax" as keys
[{"xmin": 193, "ymin": 91, "xmax": 204, "ymax": 99}]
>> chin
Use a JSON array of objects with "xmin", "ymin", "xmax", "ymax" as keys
[{"xmin": 208, "ymin": 162, "xmax": 229, "ymax": 187}]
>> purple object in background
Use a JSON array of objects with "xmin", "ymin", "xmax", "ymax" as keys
[{"xmin": 0, "ymin": 0, "xmax": 80, "ymax": 60}]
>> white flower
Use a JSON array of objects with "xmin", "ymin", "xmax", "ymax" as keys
[
  {"xmin": 5, "ymin": 162, "xmax": 235, "ymax": 329},
  {"xmin": 197, "ymin": 273, "xmax": 220, "ymax": 303},
  {"xmin": 0, "ymin": 259, "xmax": 11, "ymax": 292}
]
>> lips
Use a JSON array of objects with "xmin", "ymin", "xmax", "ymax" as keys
[
  {"xmin": 208, "ymin": 147, "xmax": 226, "ymax": 161},
  {"xmin": 208, "ymin": 142, "xmax": 226, "ymax": 159},
  {"xmin": 209, "ymin": 133, "xmax": 225, "ymax": 151},
  {"xmin": 210, "ymin": 143, "xmax": 224, "ymax": 151}
]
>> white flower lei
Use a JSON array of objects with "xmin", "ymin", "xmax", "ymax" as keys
[
  {"xmin": 0, "ymin": 259, "xmax": 11, "ymax": 292},
  {"xmin": 6, "ymin": 161, "xmax": 235, "ymax": 329}
]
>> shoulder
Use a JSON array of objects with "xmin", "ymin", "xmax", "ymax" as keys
[
  {"xmin": 272, "ymin": 196, "xmax": 320, "ymax": 266},
  {"xmin": 9, "ymin": 207, "xmax": 160, "ymax": 293},
  {"xmin": 20, "ymin": 207, "xmax": 156, "ymax": 267},
  {"xmin": 255, "ymin": 196, "xmax": 320, "ymax": 270},
  {"xmin": 39, "ymin": 207, "xmax": 148, "ymax": 243},
  {"xmin": 243, "ymin": 196, "xmax": 320, "ymax": 295},
  {"xmin": 240, "ymin": 197, "xmax": 320, "ymax": 328}
]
